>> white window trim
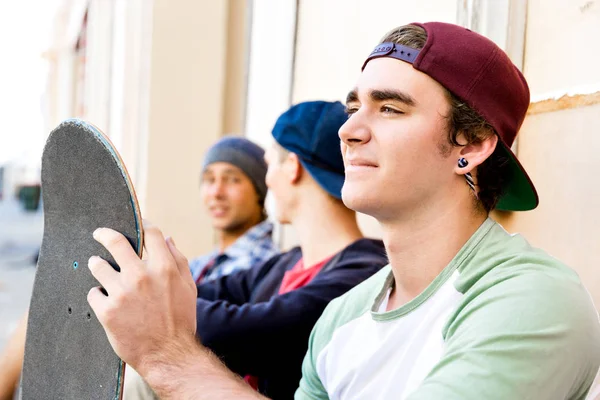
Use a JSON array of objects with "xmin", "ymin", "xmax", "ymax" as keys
[{"xmin": 244, "ymin": 0, "xmax": 298, "ymax": 247}]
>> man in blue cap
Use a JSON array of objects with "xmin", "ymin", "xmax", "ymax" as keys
[{"xmin": 119, "ymin": 100, "xmax": 388, "ymax": 399}]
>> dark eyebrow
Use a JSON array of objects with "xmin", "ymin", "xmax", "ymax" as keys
[
  {"xmin": 221, "ymin": 168, "xmax": 243, "ymax": 176},
  {"xmin": 202, "ymin": 166, "xmax": 242, "ymax": 176},
  {"xmin": 370, "ymin": 89, "xmax": 416, "ymax": 107},
  {"xmin": 346, "ymin": 89, "xmax": 358, "ymax": 104}
]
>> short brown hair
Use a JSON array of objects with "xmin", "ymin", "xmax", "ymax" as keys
[{"xmin": 379, "ymin": 25, "xmax": 508, "ymax": 212}]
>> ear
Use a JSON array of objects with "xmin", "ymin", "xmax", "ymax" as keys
[
  {"xmin": 454, "ymin": 134, "xmax": 498, "ymax": 176},
  {"xmin": 283, "ymin": 152, "xmax": 303, "ymax": 184}
]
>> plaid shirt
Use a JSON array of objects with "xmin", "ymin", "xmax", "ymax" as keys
[{"xmin": 189, "ymin": 220, "xmax": 278, "ymax": 283}]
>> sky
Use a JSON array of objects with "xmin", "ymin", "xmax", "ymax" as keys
[{"xmin": 0, "ymin": 0, "xmax": 62, "ymax": 168}]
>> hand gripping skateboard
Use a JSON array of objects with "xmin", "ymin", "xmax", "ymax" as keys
[{"xmin": 21, "ymin": 119, "xmax": 143, "ymax": 399}]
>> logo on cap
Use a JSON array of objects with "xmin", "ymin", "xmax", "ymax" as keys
[{"xmin": 362, "ymin": 42, "xmax": 421, "ymax": 70}]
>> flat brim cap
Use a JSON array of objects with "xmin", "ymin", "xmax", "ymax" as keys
[
  {"xmin": 362, "ymin": 22, "xmax": 538, "ymax": 211},
  {"xmin": 413, "ymin": 22, "xmax": 538, "ymax": 211}
]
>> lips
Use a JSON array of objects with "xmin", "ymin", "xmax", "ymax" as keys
[
  {"xmin": 348, "ymin": 160, "xmax": 377, "ymax": 167},
  {"xmin": 346, "ymin": 158, "xmax": 378, "ymax": 168},
  {"xmin": 209, "ymin": 205, "xmax": 229, "ymax": 217}
]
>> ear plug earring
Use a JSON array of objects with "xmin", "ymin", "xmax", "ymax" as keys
[{"xmin": 458, "ymin": 158, "xmax": 476, "ymax": 194}]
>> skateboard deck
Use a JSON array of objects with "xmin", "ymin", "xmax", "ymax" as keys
[{"xmin": 21, "ymin": 119, "xmax": 143, "ymax": 399}]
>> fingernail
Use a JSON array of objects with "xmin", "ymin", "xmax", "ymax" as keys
[
  {"xmin": 167, "ymin": 237, "xmax": 176, "ymax": 247},
  {"xmin": 93, "ymin": 228, "xmax": 103, "ymax": 239},
  {"xmin": 88, "ymin": 256, "xmax": 99, "ymax": 267}
]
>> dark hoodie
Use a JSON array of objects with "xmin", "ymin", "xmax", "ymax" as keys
[{"xmin": 196, "ymin": 238, "xmax": 388, "ymax": 399}]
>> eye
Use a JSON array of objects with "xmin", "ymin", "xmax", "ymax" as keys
[
  {"xmin": 201, "ymin": 176, "xmax": 215, "ymax": 185},
  {"xmin": 224, "ymin": 176, "xmax": 241, "ymax": 184},
  {"xmin": 381, "ymin": 106, "xmax": 403, "ymax": 115},
  {"xmin": 344, "ymin": 105, "xmax": 359, "ymax": 116}
]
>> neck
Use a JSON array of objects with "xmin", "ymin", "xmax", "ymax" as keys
[
  {"xmin": 217, "ymin": 231, "xmax": 242, "ymax": 252},
  {"xmin": 291, "ymin": 192, "xmax": 363, "ymax": 269},
  {"xmin": 382, "ymin": 196, "xmax": 487, "ymax": 310}
]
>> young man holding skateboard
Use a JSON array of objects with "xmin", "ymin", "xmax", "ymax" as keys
[{"xmin": 90, "ymin": 22, "xmax": 600, "ymax": 399}]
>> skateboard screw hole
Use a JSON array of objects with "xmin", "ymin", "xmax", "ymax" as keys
[
  {"xmin": 73, "ymin": 261, "xmax": 79, "ymax": 270},
  {"xmin": 68, "ymin": 307, "xmax": 72, "ymax": 315},
  {"xmin": 87, "ymin": 312, "xmax": 91, "ymax": 320}
]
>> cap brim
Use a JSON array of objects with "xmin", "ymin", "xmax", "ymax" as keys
[
  {"xmin": 495, "ymin": 140, "xmax": 539, "ymax": 211},
  {"xmin": 299, "ymin": 160, "xmax": 345, "ymax": 200}
]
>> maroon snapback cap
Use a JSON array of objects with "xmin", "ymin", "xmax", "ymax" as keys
[{"xmin": 362, "ymin": 22, "xmax": 538, "ymax": 211}]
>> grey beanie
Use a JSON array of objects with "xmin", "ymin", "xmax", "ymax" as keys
[{"xmin": 201, "ymin": 136, "xmax": 268, "ymax": 202}]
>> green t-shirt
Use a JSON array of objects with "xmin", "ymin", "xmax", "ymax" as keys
[{"xmin": 296, "ymin": 218, "xmax": 600, "ymax": 399}]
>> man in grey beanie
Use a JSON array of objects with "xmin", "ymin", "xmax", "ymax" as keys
[{"xmin": 190, "ymin": 136, "xmax": 279, "ymax": 283}]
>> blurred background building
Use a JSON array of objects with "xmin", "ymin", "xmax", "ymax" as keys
[{"xmin": 1, "ymin": 0, "xmax": 599, "ymax": 342}]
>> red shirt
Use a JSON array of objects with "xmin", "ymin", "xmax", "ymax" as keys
[
  {"xmin": 278, "ymin": 256, "xmax": 331, "ymax": 295},
  {"xmin": 245, "ymin": 255, "xmax": 331, "ymax": 390}
]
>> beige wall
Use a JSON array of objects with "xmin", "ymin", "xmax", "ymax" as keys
[
  {"xmin": 524, "ymin": 0, "xmax": 600, "ymax": 96},
  {"xmin": 83, "ymin": 0, "xmax": 113, "ymax": 131},
  {"xmin": 222, "ymin": 0, "xmax": 250, "ymax": 135},
  {"xmin": 43, "ymin": 0, "xmax": 86, "ymax": 131},
  {"xmin": 498, "ymin": 0, "xmax": 600, "ymax": 308},
  {"xmin": 143, "ymin": 0, "xmax": 229, "ymax": 258},
  {"xmin": 498, "ymin": 103, "xmax": 600, "ymax": 307},
  {"xmin": 292, "ymin": 0, "xmax": 457, "ymax": 104},
  {"xmin": 140, "ymin": 0, "xmax": 250, "ymax": 259}
]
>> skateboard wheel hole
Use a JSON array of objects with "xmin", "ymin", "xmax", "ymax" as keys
[
  {"xmin": 68, "ymin": 307, "xmax": 72, "ymax": 315},
  {"xmin": 87, "ymin": 312, "xmax": 91, "ymax": 320},
  {"xmin": 73, "ymin": 261, "xmax": 78, "ymax": 269}
]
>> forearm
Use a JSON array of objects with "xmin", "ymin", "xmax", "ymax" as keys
[
  {"xmin": 141, "ymin": 334, "xmax": 266, "ymax": 400},
  {"xmin": 0, "ymin": 313, "xmax": 27, "ymax": 400}
]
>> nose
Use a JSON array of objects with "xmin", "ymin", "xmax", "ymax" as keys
[
  {"xmin": 207, "ymin": 180, "xmax": 226, "ymax": 198},
  {"xmin": 339, "ymin": 111, "xmax": 371, "ymax": 147}
]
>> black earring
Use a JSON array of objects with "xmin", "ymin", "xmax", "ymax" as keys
[
  {"xmin": 464, "ymin": 172, "xmax": 476, "ymax": 193},
  {"xmin": 458, "ymin": 158, "xmax": 477, "ymax": 195}
]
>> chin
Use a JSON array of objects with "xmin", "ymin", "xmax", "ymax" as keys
[
  {"xmin": 211, "ymin": 217, "xmax": 232, "ymax": 230},
  {"xmin": 276, "ymin": 213, "xmax": 291, "ymax": 225},
  {"xmin": 342, "ymin": 184, "xmax": 377, "ymax": 215},
  {"xmin": 212, "ymin": 222, "xmax": 229, "ymax": 231}
]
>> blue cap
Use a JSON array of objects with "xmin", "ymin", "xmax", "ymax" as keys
[
  {"xmin": 271, "ymin": 101, "xmax": 347, "ymax": 199},
  {"xmin": 202, "ymin": 136, "xmax": 268, "ymax": 202}
]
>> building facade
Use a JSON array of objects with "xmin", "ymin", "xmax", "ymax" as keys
[{"xmin": 44, "ymin": 0, "xmax": 600, "ymax": 308}]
